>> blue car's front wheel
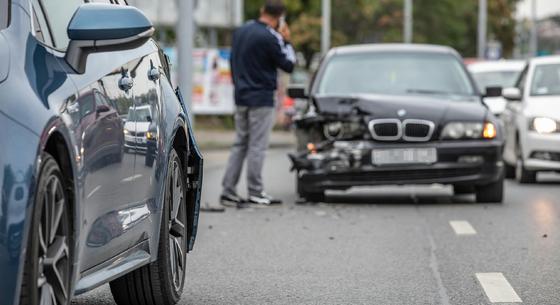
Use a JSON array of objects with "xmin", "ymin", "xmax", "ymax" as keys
[
  {"xmin": 20, "ymin": 153, "xmax": 72, "ymax": 305},
  {"xmin": 110, "ymin": 148, "xmax": 188, "ymax": 305}
]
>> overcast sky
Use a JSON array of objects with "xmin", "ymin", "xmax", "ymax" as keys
[{"xmin": 517, "ymin": 0, "xmax": 560, "ymax": 19}]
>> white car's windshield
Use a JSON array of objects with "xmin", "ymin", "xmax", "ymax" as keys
[
  {"xmin": 531, "ymin": 64, "xmax": 560, "ymax": 96},
  {"xmin": 472, "ymin": 71, "xmax": 521, "ymax": 90},
  {"xmin": 317, "ymin": 52, "xmax": 476, "ymax": 97}
]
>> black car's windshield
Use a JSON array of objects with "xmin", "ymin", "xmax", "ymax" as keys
[
  {"xmin": 531, "ymin": 64, "xmax": 560, "ymax": 96},
  {"xmin": 472, "ymin": 71, "xmax": 521, "ymax": 90},
  {"xmin": 317, "ymin": 52, "xmax": 476, "ymax": 97}
]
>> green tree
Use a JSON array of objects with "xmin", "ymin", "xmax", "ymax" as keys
[{"xmin": 244, "ymin": 0, "xmax": 520, "ymax": 63}]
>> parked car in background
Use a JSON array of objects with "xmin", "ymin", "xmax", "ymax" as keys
[
  {"xmin": 502, "ymin": 56, "xmax": 560, "ymax": 183},
  {"xmin": 0, "ymin": 1, "xmax": 203, "ymax": 305},
  {"xmin": 288, "ymin": 44, "xmax": 505, "ymax": 203},
  {"xmin": 468, "ymin": 60, "xmax": 525, "ymax": 116}
]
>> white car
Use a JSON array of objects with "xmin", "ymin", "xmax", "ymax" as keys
[
  {"xmin": 468, "ymin": 60, "xmax": 526, "ymax": 115},
  {"xmin": 124, "ymin": 105, "xmax": 154, "ymax": 152},
  {"xmin": 502, "ymin": 56, "xmax": 560, "ymax": 183}
]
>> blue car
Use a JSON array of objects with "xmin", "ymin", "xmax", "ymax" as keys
[{"xmin": 0, "ymin": 1, "xmax": 203, "ymax": 305}]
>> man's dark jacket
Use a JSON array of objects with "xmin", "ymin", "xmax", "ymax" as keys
[{"xmin": 230, "ymin": 20, "xmax": 296, "ymax": 107}]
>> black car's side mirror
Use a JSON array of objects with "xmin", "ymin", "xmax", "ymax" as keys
[
  {"xmin": 65, "ymin": 4, "xmax": 154, "ymax": 74},
  {"xmin": 484, "ymin": 86, "xmax": 503, "ymax": 98},
  {"xmin": 146, "ymin": 115, "xmax": 152, "ymax": 122},
  {"xmin": 502, "ymin": 87, "xmax": 522, "ymax": 101},
  {"xmin": 287, "ymin": 85, "xmax": 308, "ymax": 99}
]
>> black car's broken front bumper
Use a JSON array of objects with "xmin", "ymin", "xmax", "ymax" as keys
[{"xmin": 292, "ymin": 140, "xmax": 504, "ymax": 193}]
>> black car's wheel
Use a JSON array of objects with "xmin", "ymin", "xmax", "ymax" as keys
[
  {"xmin": 20, "ymin": 153, "xmax": 72, "ymax": 305},
  {"xmin": 475, "ymin": 179, "xmax": 504, "ymax": 203},
  {"xmin": 515, "ymin": 146, "xmax": 536, "ymax": 184},
  {"xmin": 504, "ymin": 162, "xmax": 516, "ymax": 179},
  {"xmin": 453, "ymin": 185, "xmax": 474, "ymax": 195},
  {"xmin": 296, "ymin": 174, "xmax": 325, "ymax": 202},
  {"xmin": 110, "ymin": 148, "xmax": 188, "ymax": 305}
]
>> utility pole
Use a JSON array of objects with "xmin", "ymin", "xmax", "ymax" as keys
[
  {"xmin": 477, "ymin": 0, "xmax": 487, "ymax": 59},
  {"xmin": 177, "ymin": 0, "xmax": 195, "ymax": 124},
  {"xmin": 529, "ymin": 0, "xmax": 538, "ymax": 56},
  {"xmin": 321, "ymin": 0, "xmax": 331, "ymax": 55},
  {"xmin": 404, "ymin": 0, "xmax": 413, "ymax": 43}
]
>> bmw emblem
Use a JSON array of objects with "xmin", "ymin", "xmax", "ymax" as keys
[{"xmin": 397, "ymin": 109, "xmax": 407, "ymax": 117}]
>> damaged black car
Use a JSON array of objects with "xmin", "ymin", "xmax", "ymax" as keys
[{"xmin": 288, "ymin": 44, "xmax": 505, "ymax": 203}]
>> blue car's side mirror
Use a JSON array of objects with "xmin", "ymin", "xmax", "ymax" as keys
[{"xmin": 65, "ymin": 4, "xmax": 154, "ymax": 74}]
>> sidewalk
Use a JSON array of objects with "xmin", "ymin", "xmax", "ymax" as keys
[{"xmin": 193, "ymin": 129, "xmax": 296, "ymax": 151}]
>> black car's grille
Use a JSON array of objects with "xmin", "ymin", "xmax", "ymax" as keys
[
  {"xmin": 402, "ymin": 120, "xmax": 434, "ymax": 141},
  {"xmin": 374, "ymin": 123, "xmax": 399, "ymax": 137},
  {"xmin": 369, "ymin": 119, "xmax": 434, "ymax": 142},
  {"xmin": 405, "ymin": 123, "xmax": 430, "ymax": 138}
]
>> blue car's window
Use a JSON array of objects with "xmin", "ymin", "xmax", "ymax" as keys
[
  {"xmin": 39, "ymin": 0, "xmax": 82, "ymax": 50},
  {"xmin": 1, "ymin": 0, "xmax": 9, "ymax": 30}
]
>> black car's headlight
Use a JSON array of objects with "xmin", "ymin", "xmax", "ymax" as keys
[
  {"xmin": 323, "ymin": 121, "xmax": 363, "ymax": 140},
  {"xmin": 530, "ymin": 117, "xmax": 559, "ymax": 134},
  {"xmin": 441, "ymin": 122, "xmax": 497, "ymax": 140}
]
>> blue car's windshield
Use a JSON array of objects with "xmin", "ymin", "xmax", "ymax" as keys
[{"xmin": 317, "ymin": 52, "xmax": 476, "ymax": 97}]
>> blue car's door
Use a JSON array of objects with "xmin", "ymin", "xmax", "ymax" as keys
[{"xmin": 32, "ymin": 0, "xmax": 149, "ymax": 271}]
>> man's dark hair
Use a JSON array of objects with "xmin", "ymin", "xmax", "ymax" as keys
[{"xmin": 263, "ymin": 0, "xmax": 286, "ymax": 17}]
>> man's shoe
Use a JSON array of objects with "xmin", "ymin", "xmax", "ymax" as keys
[
  {"xmin": 220, "ymin": 193, "xmax": 245, "ymax": 208},
  {"xmin": 248, "ymin": 192, "xmax": 283, "ymax": 207}
]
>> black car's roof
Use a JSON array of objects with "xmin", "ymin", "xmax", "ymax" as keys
[{"xmin": 330, "ymin": 43, "xmax": 461, "ymax": 58}]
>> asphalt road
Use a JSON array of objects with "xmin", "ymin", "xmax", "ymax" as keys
[{"xmin": 73, "ymin": 148, "xmax": 560, "ymax": 305}]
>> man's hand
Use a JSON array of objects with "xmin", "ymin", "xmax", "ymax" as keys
[{"xmin": 279, "ymin": 23, "xmax": 291, "ymax": 42}]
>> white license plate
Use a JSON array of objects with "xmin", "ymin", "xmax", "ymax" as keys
[{"xmin": 372, "ymin": 148, "xmax": 437, "ymax": 165}]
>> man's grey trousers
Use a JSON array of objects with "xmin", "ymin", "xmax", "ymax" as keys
[{"xmin": 222, "ymin": 106, "xmax": 274, "ymax": 197}]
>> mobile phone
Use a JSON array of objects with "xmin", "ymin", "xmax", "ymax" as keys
[{"xmin": 278, "ymin": 15, "xmax": 286, "ymax": 30}]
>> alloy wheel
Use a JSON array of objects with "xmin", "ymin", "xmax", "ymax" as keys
[
  {"xmin": 168, "ymin": 159, "xmax": 186, "ymax": 292},
  {"xmin": 37, "ymin": 175, "xmax": 71, "ymax": 305}
]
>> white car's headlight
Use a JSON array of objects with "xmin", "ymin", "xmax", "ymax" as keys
[
  {"xmin": 531, "ymin": 117, "xmax": 558, "ymax": 134},
  {"xmin": 441, "ymin": 122, "xmax": 497, "ymax": 140}
]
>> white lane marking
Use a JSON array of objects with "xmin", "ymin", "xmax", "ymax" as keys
[
  {"xmin": 121, "ymin": 174, "xmax": 143, "ymax": 183},
  {"xmin": 86, "ymin": 185, "xmax": 101, "ymax": 199},
  {"xmin": 449, "ymin": 220, "xmax": 477, "ymax": 235},
  {"xmin": 476, "ymin": 273, "xmax": 522, "ymax": 303}
]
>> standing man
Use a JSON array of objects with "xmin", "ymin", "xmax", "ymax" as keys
[{"xmin": 220, "ymin": 0, "xmax": 296, "ymax": 207}]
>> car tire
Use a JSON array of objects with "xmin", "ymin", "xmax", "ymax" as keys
[
  {"xmin": 475, "ymin": 179, "xmax": 504, "ymax": 203},
  {"xmin": 504, "ymin": 163, "xmax": 516, "ymax": 179},
  {"xmin": 516, "ymin": 150, "xmax": 536, "ymax": 184},
  {"xmin": 453, "ymin": 185, "xmax": 474, "ymax": 195},
  {"xmin": 110, "ymin": 148, "xmax": 188, "ymax": 305},
  {"xmin": 20, "ymin": 153, "xmax": 72, "ymax": 305},
  {"xmin": 296, "ymin": 174, "xmax": 325, "ymax": 203}
]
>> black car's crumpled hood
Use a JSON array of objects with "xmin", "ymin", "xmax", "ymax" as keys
[{"xmin": 313, "ymin": 93, "xmax": 488, "ymax": 125}]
